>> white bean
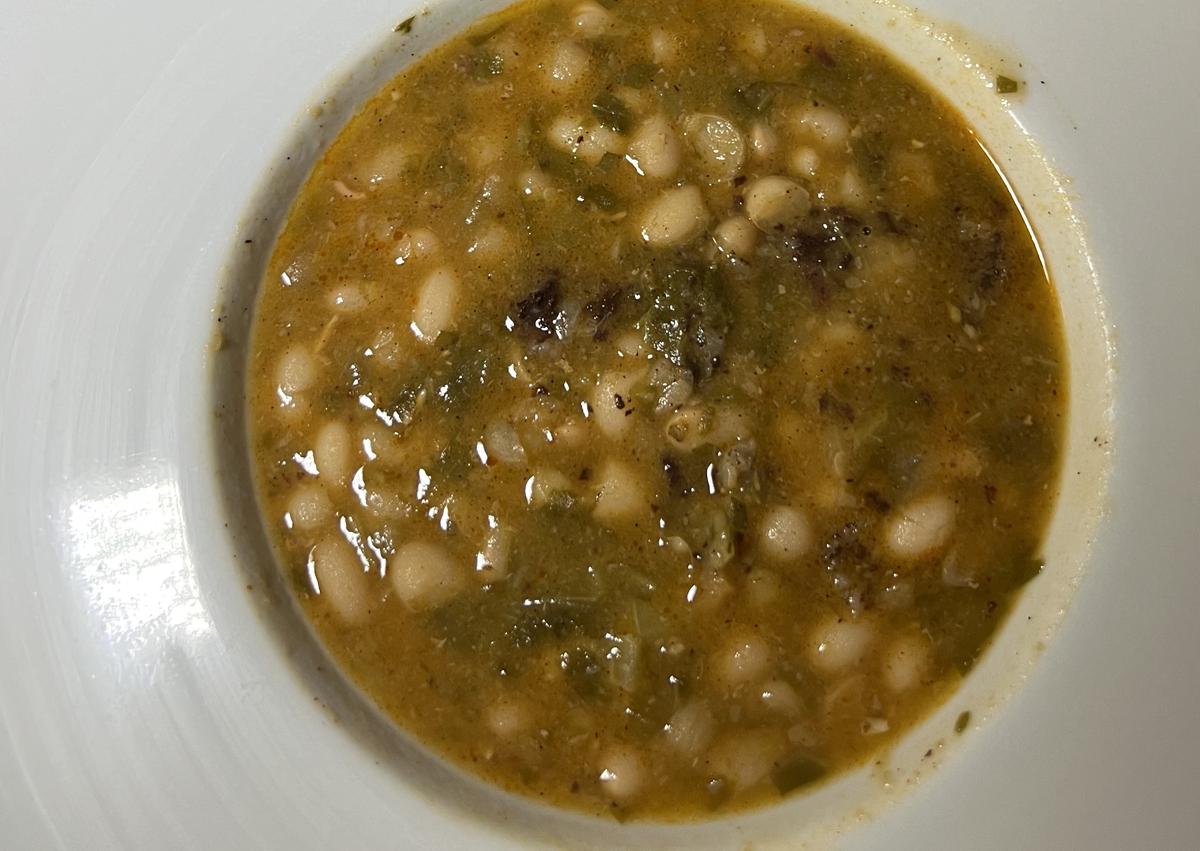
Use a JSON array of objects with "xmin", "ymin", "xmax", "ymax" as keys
[
  {"xmin": 393, "ymin": 227, "xmax": 440, "ymax": 266},
  {"xmin": 355, "ymin": 143, "xmax": 415, "ymax": 186},
  {"xmin": 749, "ymin": 121, "xmax": 778, "ymax": 159},
  {"xmin": 546, "ymin": 114, "xmax": 586, "ymax": 154},
  {"xmin": 483, "ymin": 420, "xmax": 526, "ymax": 465},
  {"xmin": 390, "ymin": 541, "xmax": 464, "ymax": 609},
  {"xmin": 787, "ymin": 721, "xmax": 819, "ymax": 748},
  {"xmin": 327, "ymin": 283, "xmax": 367, "ymax": 314},
  {"xmin": 553, "ymin": 417, "xmax": 588, "ymax": 447},
  {"xmin": 276, "ymin": 345, "xmax": 316, "ymax": 396},
  {"xmin": 664, "ymin": 700, "xmax": 715, "ymax": 756},
  {"xmin": 838, "ymin": 168, "xmax": 868, "ymax": 209},
  {"xmin": 545, "ymin": 41, "xmax": 590, "ymax": 93},
  {"xmin": 571, "ymin": 1, "xmax": 612, "ymax": 37},
  {"xmin": 591, "ymin": 370, "xmax": 640, "ymax": 438},
  {"xmin": 614, "ymin": 331, "xmax": 647, "ymax": 359},
  {"xmin": 527, "ymin": 467, "xmax": 573, "ymax": 508},
  {"xmin": 883, "ymin": 634, "xmax": 931, "ymax": 693},
  {"xmin": 860, "ymin": 235, "xmax": 917, "ymax": 287},
  {"xmin": 743, "ymin": 176, "xmax": 811, "ymax": 231},
  {"xmin": 636, "ymin": 185, "xmax": 708, "ymax": 247},
  {"xmin": 463, "ymin": 134, "xmax": 504, "ymax": 173},
  {"xmin": 309, "ymin": 535, "xmax": 370, "ymax": 624},
  {"xmin": 287, "ymin": 483, "xmax": 333, "ymax": 532},
  {"xmin": 475, "ymin": 523, "xmax": 511, "ymax": 580},
  {"xmin": 809, "ymin": 615, "xmax": 875, "ymax": 674},
  {"xmin": 735, "ymin": 24, "xmax": 767, "ymax": 59},
  {"xmin": 466, "ymin": 222, "xmax": 512, "ymax": 261},
  {"xmin": 788, "ymin": 146, "xmax": 820, "ymax": 178},
  {"xmin": 597, "ymin": 746, "xmax": 644, "ymax": 801},
  {"xmin": 411, "ymin": 267, "xmax": 460, "ymax": 343},
  {"xmin": 713, "ymin": 632, "xmax": 771, "ymax": 687},
  {"xmin": 626, "ymin": 114, "xmax": 682, "ymax": 179},
  {"xmin": 592, "ymin": 459, "xmax": 648, "ymax": 525},
  {"xmin": 485, "ymin": 698, "xmax": 530, "ymax": 736},
  {"xmin": 358, "ymin": 422, "xmax": 408, "ymax": 469},
  {"xmin": 648, "ymin": 28, "xmax": 680, "ymax": 65},
  {"xmin": 706, "ymin": 729, "xmax": 785, "ymax": 790},
  {"xmin": 577, "ymin": 123, "xmax": 626, "ymax": 165},
  {"xmin": 314, "ymin": 420, "xmax": 352, "ymax": 487},
  {"xmin": 885, "ymin": 494, "xmax": 956, "ymax": 560},
  {"xmin": 817, "ymin": 321, "xmax": 865, "ymax": 352},
  {"xmin": 793, "ymin": 106, "xmax": 851, "ymax": 149},
  {"xmin": 364, "ymin": 485, "xmax": 407, "ymax": 520},
  {"xmin": 891, "ymin": 150, "xmax": 937, "ymax": 197},
  {"xmin": 519, "ymin": 167, "xmax": 555, "ymax": 200},
  {"xmin": 683, "ymin": 113, "xmax": 745, "ymax": 183},
  {"xmin": 758, "ymin": 505, "xmax": 812, "ymax": 562},
  {"xmin": 712, "ymin": 216, "xmax": 758, "ymax": 262},
  {"xmin": 760, "ymin": 679, "xmax": 803, "ymax": 715}
]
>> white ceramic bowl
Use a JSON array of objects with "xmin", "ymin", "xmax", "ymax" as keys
[{"xmin": 2, "ymin": 0, "xmax": 1198, "ymax": 847}]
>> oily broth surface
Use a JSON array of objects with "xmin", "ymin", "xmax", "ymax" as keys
[{"xmin": 247, "ymin": 0, "xmax": 1065, "ymax": 820}]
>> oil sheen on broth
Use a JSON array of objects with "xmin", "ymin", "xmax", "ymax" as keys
[{"xmin": 246, "ymin": 0, "xmax": 1065, "ymax": 820}]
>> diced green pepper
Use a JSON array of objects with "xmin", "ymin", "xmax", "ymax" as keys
[{"xmin": 592, "ymin": 92, "xmax": 632, "ymax": 134}]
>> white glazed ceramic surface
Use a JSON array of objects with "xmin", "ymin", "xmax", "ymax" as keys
[{"xmin": 1, "ymin": 0, "xmax": 1197, "ymax": 848}]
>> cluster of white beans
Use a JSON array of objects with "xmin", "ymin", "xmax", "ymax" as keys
[{"xmin": 267, "ymin": 3, "xmax": 963, "ymax": 803}]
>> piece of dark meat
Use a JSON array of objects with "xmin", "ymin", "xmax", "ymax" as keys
[{"xmin": 514, "ymin": 276, "xmax": 562, "ymax": 340}]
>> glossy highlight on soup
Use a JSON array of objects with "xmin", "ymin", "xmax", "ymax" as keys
[{"xmin": 245, "ymin": 0, "xmax": 1066, "ymax": 820}]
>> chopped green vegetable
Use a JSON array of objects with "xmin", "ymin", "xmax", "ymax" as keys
[
  {"xmin": 466, "ymin": 22, "xmax": 509, "ymax": 45},
  {"xmin": 772, "ymin": 754, "xmax": 827, "ymax": 794},
  {"xmin": 577, "ymin": 184, "xmax": 620, "ymax": 212},
  {"xmin": 995, "ymin": 75, "xmax": 1020, "ymax": 94},
  {"xmin": 1012, "ymin": 552, "xmax": 1045, "ymax": 587},
  {"xmin": 638, "ymin": 266, "xmax": 730, "ymax": 381},
  {"xmin": 591, "ymin": 92, "xmax": 632, "ymax": 135},
  {"xmin": 598, "ymin": 151, "xmax": 622, "ymax": 172},
  {"xmin": 394, "ymin": 15, "xmax": 416, "ymax": 34},
  {"xmin": 954, "ymin": 710, "xmax": 972, "ymax": 734},
  {"xmin": 732, "ymin": 80, "xmax": 800, "ymax": 113},
  {"xmin": 561, "ymin": 645, "xmax": 608, "ymax": 699},
  {"xmin": 734, "ymin": 81, "xmax": 777, "ymax": 112}
]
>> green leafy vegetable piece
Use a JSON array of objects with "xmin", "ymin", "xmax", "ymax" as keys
[
  {"xmin": 591, "ymin": 92, "xmax": 632, "ymax": 134},
  {"xmin": 734, "ymin": 81, "xmax": 777, "ymax": 112},
  {"xmin": 772, "ymin": 754, "xmax": 827, "ymax": 794},
  {"xmin": 577, "ymin": 184, "xmax": 620, "ymax": 212},
  {"xmin": 995, "ymin": 75, "xmax": 1020, "ymax": 94},
  {"xmin": 638, "ymin": 266, "xmax": 730, "ymax": 381},
  {"xmin": 598, "ymin": 151, "xmax": 622, "ymax": 172},
  {"xmin": 1012, "ymin": 552, "xmax": 1045, "ymax": 587},
  {"xmin": 466, "ymin": 22, "xmax": 509, "ymax": 45},
  {"xmin": 954, "ymin": 710, "xmax": 972, "ymax": 734},
  {"xmin": 732, "ymin": 80, "xmax": 801, "ymax": 113}
]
